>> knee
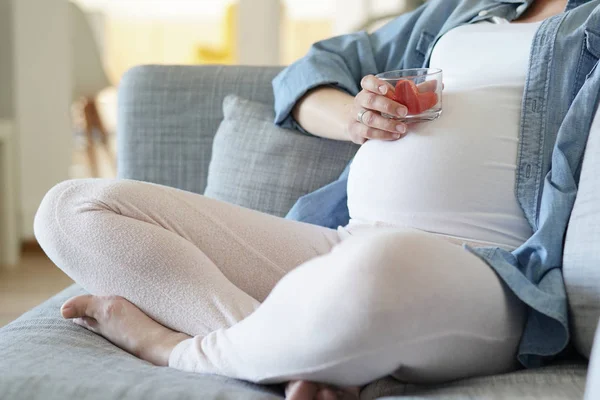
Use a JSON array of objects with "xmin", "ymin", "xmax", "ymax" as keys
[
  {"xmin": 33, "ymin": 178, "xmax": 128, "ymax": 258},
  {"xmin": 34, "ymin": 179, "xmax": 82, "ymax": 244},
  {"xmin": 35, "ymin": 178, "xmax": 136, "ymax": 226},
  {"xmin": 33, "ymin": 179, "xmax": 84, "ymax": 274},
  {"xmin": 334, "ymin": 230, "xmax": 442, "ymax": 308},
  {"xmin": 339, "ymin": 229, "xmax": 433, "ymax": 277}
]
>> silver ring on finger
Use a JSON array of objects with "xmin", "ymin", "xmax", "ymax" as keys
[{"xmin": 357, "ymin": 109, "xmax": 369, "ymax": 125}]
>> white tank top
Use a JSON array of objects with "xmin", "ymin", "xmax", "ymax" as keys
[{"xmin": 346, "ymin": 21, "xmax": 542, "ymax": 250}]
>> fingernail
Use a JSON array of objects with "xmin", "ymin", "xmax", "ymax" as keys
[
  {"xmin": 396, "ymin": 124, "xmax": 406, "ymax": 133},
  {"xmin": 394, "ymin": 134, "xmax": 401, "ymax": 139},
  {"xmin": 378, "ymin": 85, "xmax": 388, "ymax": 94},
  {"xmin": 397, "ymin": 107, "xmax": 407, "ymax": 117}
]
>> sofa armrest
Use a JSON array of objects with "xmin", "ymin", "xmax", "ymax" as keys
[
  {"xmin": 116, "ymin": 65, "xmax": 284, "ymax": 194},
  {"xmin": 584, "ymin": 319, "xmax": 600, "ymax": 399}
]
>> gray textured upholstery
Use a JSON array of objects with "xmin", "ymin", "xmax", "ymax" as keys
[
  {"xmin": 204, "ymin": 95, "xmax": 357, "ymax": 217},
  {"xmin": 117, "ymin": 65, "xmax": 284, "ymax": 194},
  {"xmin": 0, "ymin": 283, "xmax": 588, "ymax": 400},
  {"xmin": 363, "ymin": 366, "xmax": 587, "ymax": 399},
  {"xmin": 0, "ymin": 65, "xmax": 594, "ymax": 399},
  {"xmin": 585, "ymin": 321, "xmax": 600, "ymax": 399},
  {"xmin": 563, "ymin": 103, "xmax": 600, "ymax": 358},
  {"xmin": 0, "ymin": 285, "xmax": 283, "ymax": 400}
]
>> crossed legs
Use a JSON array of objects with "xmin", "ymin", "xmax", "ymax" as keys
[{"xmin": 34, "ymin": 179, "xmax": 526, "ymax": 399}]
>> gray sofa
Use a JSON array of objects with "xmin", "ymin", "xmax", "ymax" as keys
[{"xmin": 0, "ymin": 65, "xmax": 595, "ymax": 399}]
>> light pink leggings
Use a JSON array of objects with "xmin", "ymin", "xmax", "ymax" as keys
[{"xmin": 34, "ymin": 178, "xmax": 525, "ymax": 386}]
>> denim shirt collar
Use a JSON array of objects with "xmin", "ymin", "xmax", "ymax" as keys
[
  {"xmin": 426, "ymin": 0, "xmax": 593, "ymax": 64},
  {"xmin": 481, "ymin": 0, "xmax": 593, "ymax": 20},
  {"xmin": 490, "ymin": 0, "xmax": 593, "ymax": 12}
]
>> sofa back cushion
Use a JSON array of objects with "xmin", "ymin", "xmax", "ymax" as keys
[
  {"xmin": 204, "ymin": 95, "xmax": 358, "ymax": 217},
  {"xmin": 563, "ymin": 111, "xmax": 600, "ymax": 358}
]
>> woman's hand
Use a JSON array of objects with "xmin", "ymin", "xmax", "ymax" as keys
[{"xmin": 348, "ymin": 75, "xmax": 409, "ymax": 145}]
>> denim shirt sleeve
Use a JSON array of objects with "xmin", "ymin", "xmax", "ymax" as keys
[
  {"xmin": 271, "ymin": 3, "xmax": 430, "ymax": 130},
  {"xmin": 285, "ymin": 162, "xmax": 352, "ymax": 228}
]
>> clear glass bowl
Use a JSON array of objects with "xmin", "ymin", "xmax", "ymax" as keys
[{"xmin": 376, "ymin": 68, "xmax": 443, "ymax": 123}]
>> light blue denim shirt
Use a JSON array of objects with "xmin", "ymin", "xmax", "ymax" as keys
[{"xmin": 273, "ymin": 0, "xmax": 600, "ymax": 368}]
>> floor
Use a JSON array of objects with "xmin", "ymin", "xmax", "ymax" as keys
[{"xmin": 0, "ymin": 247, "xmax": 73, "ymax": 328}]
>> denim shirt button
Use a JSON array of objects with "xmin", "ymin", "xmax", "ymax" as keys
[{"xmin": 478, "ymin": 10, "xmax": 489, "ymax": 17}]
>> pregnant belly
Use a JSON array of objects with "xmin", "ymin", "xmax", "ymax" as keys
[{"xmin": 346, "ymin": 93, "xmax": 532, "ymax": 248}]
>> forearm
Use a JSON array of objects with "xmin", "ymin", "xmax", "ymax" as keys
[{"xmin": 292, "ymin": 87, "xmax": 354, "ymax": 141}]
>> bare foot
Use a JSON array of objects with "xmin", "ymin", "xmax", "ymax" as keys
[
  {"xmin": 61, "ymin": 295, "xmax": 190, "ymax": 366},
  {"xmin": 285, "ymin": 380, "xmax": 360, "ymax": 400}
]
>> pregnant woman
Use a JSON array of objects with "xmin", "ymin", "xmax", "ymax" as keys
[{"xmin": 34, "ymin": 0, "xmax": 599, "ymax": 399}]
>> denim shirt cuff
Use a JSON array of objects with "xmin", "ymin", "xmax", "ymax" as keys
[{"xmin": 272, "ymin": 57, "xmax": 359, "ymax": 132}]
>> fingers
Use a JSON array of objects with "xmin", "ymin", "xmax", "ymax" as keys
[
  {"xmin": 61, "ymin": 294, "xmax": 98, "ymax": 320},
  {"xmin": 349, "ymin": 119, "xmax": 406, "ymax": 142},
  {"xmin": 358, "ymin": 110, "xmax": 407, "ymax": 134},
  {"xmin": 356, "ymin": 90, "xmax": 407, "ymax": 118},
  {"xmin": 362, "ymin": 74, "xmax": 443, "ymax": 97},
  {"xmin": 360, "ymin": 74, "xmax": 395, "ymax": 96},
  {"xmin": 351, "ymin": 74, "xmax": 422, "ymax": 144}
]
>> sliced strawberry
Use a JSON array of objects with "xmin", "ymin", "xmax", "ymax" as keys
[
  {"xmin": 393, "ymin": 79, "xmax": 438, "ymax": 114},
  {"xmin": 417, "ymin": 91, "xmax": 438, "ymax": 113}
]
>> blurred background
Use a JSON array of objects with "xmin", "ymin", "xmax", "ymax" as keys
[{"xmin": 0, "ymin": 0, "xmax": 424, "ymax": 326}]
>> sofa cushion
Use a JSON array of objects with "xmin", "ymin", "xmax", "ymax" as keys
[
  {"xmin": 203, "ymin": 95, "xmax": 358, "ymax": 217},
  {"xmin": 564, "ymin": 110, "xmax": 600, "ymax": 358},
  {"xmin": 0, "ymin": 284, "xmax": 588, "ymax": 400},
  {"xmin": 0, "ymin": 284, "xmax": 284, "ymax": 400},
  {"xmin": 361, "ymin": 363, "xmax": 587, "ymax": 400},
  {"xmin": 584, "ymin": 320, "xmax": 600, "ymax": 399}
]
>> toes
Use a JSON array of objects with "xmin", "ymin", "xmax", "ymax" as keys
[
  {"xmin": 61, "ymin": 294, "xmax": 99, "ymax": 319},
  {"xmin": 338, "ymin": 390, "xmax": 359, "ymax": 400},
  {"xmin": 285, "ymin": 381, "xmax": 319, "ymax": 400},
  {"xmin": 339, "ymin": 386, "xmax": 361, "ymax": 399},
  {"xmin": 285, "ymin": 381, "xmax": 357, "ymax": 400},
  {"xmin": 284, "ymin": 380, "xmax": 299, "ymax": 398},
  {"xmin": 316, "ymin": 388, "xmax": 340, "ymax": 400},
  {"xmin": 73, "ymin": 316, "xmax": 99, "ymax": 332}
]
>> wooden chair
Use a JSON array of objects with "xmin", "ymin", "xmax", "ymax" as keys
[{"xmin": 69, "ymin": 1, "xmax": 114, "ymax": 178}]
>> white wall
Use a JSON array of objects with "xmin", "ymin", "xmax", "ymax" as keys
[
  {"xmin": 238, "ymin": 0, "xmax": 280, "ymax": 65},
  {"xmin": 0, "ymin": 0, "xmax": 13, "ymax": 118},
  {"xmin": 334, "ymin": 0, "xmax": 408, "ymax": 34},
  {"xmin": 13, "ymin": 0, "xmax": 73, "ymax": 239}
]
